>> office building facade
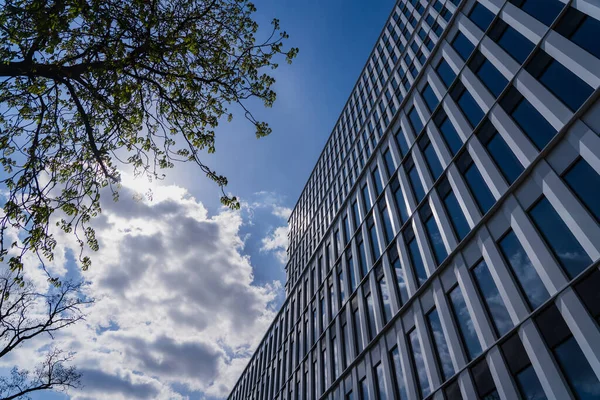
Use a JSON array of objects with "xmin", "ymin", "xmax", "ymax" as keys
[{"xmin": 229, "ymin": 0, "xmax": 600, "ymax": 399}]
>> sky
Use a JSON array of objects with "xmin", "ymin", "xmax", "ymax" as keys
[{"xmin": 2, "ymin": 1, "xmax": 395, "ymax": 399}]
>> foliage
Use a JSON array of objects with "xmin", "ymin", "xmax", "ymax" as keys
[{"xmin": 0, "ymin": 0, "xmax": 297, "ymax": 271}]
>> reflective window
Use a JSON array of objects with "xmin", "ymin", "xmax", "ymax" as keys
[
  {"xmin": 391, "ymin": 177, "xmax": 409, "ymax": 223},
  {"xmin": 343, "ymin": 215, "xmax": 351, "ymax": 245},
  {"xmin": 363, "ymin": 184, "xmax": 372, "ymax": 211},
  {"xmin": 449, "ymin": 285, "xmax": 482, "ymax": 360},
  {"xmin": 458, "ymin": 153, "xmax": 495, "ymax": 214},
  {"xmin": 574, "ymin": 268, "xmax": 600, "ymax": 324},
  {"xmin": 444, "ymin": 380, "xmax": 463, "ymax": 399},
  {"xmin": 353, "ymin": 305, "xmax": 363, "ymax": 353},
  {"xmin": 471, "ymin": 359, "xmax": 500, "ymax": 400},
  {"xmin": 437, "ymin": 58, "xmax": 457, "ymax": 88},
  {"xmin": 421, "ymin": 135, "xmax": 443, "ymax": 180},
  {"xmin": 422, "ymin": 204, "xmax": 447, "ymax": 265},
  {"xmin": 390, "ymin": 346, "xmax": 409, "ymax": 400},
  {"xmin": 389, "ymin": 247, "xmax": 409, "ymax": 305},
  {"xmin": 384, "ymin": 148, "xmax": 396, "ymax": 179},
  {"xmin": 407, "ymin": 157, "xmax": 426, "ymax": 203},
  {"xmin": 332, "ymin": 336, "xmax": 339, "ymax": 379},
  {"xmin": 510, "ymin": 0, "xmax": 564, "ymax": 26},
  {"xmin": 507, "ymin": 93, "xmax": 556, "ymax": 150},
  {"xmin": 491, "ymin": 21, "xmax": 534, "ymax": 64},
  {"xmin": 452, "ymin": 31, "xmax": 475, "ymax": 61},
  {"xmin": 442, "ymin": 186, "xmax": 470, "ymax": 241},
  {"xmin": 405, "ymin": 227, "xmax": 428, "ymax": 286},
  {"xmin": 455, "ymin": 85, "xmax": 484, "ymax": 128},
  {"xmin": 368, "ymin": 217, "xmax": 381, "ymax": 261},
  {"xmin": 408, "ymin": 328, "xmax": 431, "ymax": 398},
  {"xmin": 360, "ymin": 377, "xmax": 370, "ymax": 400},
  {"xmin": 472, "ymin": 260, "xmax": 513, "ymax": 337},
  {"xmin": 358, "ymin": 238, "xmax": 369, "ymax": 278},
  {"xmin": 469, "ymin": 2, "xmax": 495, "ymax": 32},
  {"xmin": 427, "ymin": 308, "xmax": 455, "ymax": 380},
  {"xmin": 471, "ymin": 51, "xmax": 508, "ymax": 97},
  {"xmin": 478, "ymin": 121, "xmax": 524, "ymax": 184},
  {"xmin": 353, "ymin": 200, "xmax": 361, "ymax": 231},
  {"xmin": 498, "ymin": 230, "xmax": 549, "ymax": 310},
  {"xmin": 409, "ymin": 107, "xmax": 424, "ymax": 134},
  {"xmin": 564, "ymin": 158, "xmax": 600, "ymax": 223},
  {"xmin": 373, "ymin": 167, "xmax": 384, "ymax": 196},
  {"xmin": 501, "ymin": 334, "xmax": 547, "ymax": 400},
  {"xmin": 347, "ymin": 253, "xmax": 357, "ymax": 292},
  {"xmin": 374, "ymin": 363, "xmax": 388, "ymax": 400},
  {"xmin": 338, "ymin": 269, "xmax": 345, "ymax": 304},
  {"xmin": 379, "ymin": 202, "xmax": 395, "ymax": 245},
  {"xmin": 435, "ymin": 113, "xmax": 463, "ymax": 155},
  {"xmin": 556, "ymin": 7, "xmax": 600, "ymax": 60},
  {"xmin": 365, "ymin": 293, "xmax": 377, "ymax": 340},
  {"xmin": 422, "ymin": 84, "xmax": 439, "ymax": 112},
  {"xmin": 537, "ymin": 304, "xmax": 600, "ymax": 399},
  {"xmin": 529, "ymin": 197, "xmax": 591, "ymax": 279},
  {"xmin": 395, "ymin": 129, "xmax": 410, "ymax": 157},
  {"xmin": 378, "ymin": 273, "xmax": 393, "ymax": 323}
]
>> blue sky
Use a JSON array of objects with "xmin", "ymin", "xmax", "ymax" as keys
[{"xmin": 11, "ymin": 1, "xmax": 395, "ymax": 399}]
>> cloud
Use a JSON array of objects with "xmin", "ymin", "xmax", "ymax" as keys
[
  {"xmin": 1, "ymin": 177, "xmax": 284, "ymax": 399},
  {"xmin": 261, "ymin": 225, "xmax": 289, "ymax": 264}
]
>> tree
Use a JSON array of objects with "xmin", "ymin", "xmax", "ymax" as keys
[
  {"xmin": 0, "ymin": 0, "xmax": 298, "ymax": 271},
  {"xmin": 0, "ymin": 268, "xmax": 90, "ymax": 399}
]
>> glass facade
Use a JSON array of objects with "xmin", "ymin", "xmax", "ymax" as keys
[{"xmin": 229, "ymin": 2, "xmax": 600, "ymax": 399}]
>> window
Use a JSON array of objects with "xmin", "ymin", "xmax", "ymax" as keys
[
  {"xmin": 555, "ymin": 6, "xmax": 600, "ymax": 60},
  {"xmin": 452, "ymin": 31, "xmax": 475, "ymax": 61},
  {"xmin": 472, "ymin": 260, "xmax": 513, "ymax": 337},
  {"xmin": 444, "ymin": 380, "xmax": 463, "ymax": 399},
  {"xmin": 347, "ymin": 252, "xmax": 357, "ymax": 292},
  {"xmin": 362, "ymin": 184, "xmax": 372, "ymax": 211},
  {"xmin": 390, "ymin": 346, "xmax": 409, "ymax": 400},
  {"xmin": 395, "ymin": 128, "xmax": 410, "ymax": 157},
  {"xmin": 360, "ymin": 378, "xmax": 369, "ymax": 400},
  {"xmin": 536, "ymin": 304, "xmax": 600, "ymax": 399},
  {"xmin": 438, "ymin": 177, "xmax": 470, "ymax": 241},
  {"xmin": 457, "ymin": 152, "xmax": 495, "ymax": 214},
  {"xmin": 449, "ymin": 285, "xmax": 482, "ymax": 360},
  {"xmin": 368, "ymin": 216, "xmax": 380, "ymax": 261},
  {"xmin": 510, "ymin": 0, "xmax": 564, "ymax": 26},
  {"xmin": 379, "ymin": 199, "xmax": 394, "ymax": 245},
  {"xmin": 489, "ymin": 20, "xmax": 534, "ymax": 64},
  {"xmin": 365, "ymin": 293, "xmax": 377, "ymax": 340},
  {"xmin": 372, "ymin": 167, "xmax": 384, "ymax": 196},
  {"xmin": 471, "ymin": 359, "xmax": 500, "ymax": 400},
  {"xmin": 563, "ymin": 158, "xmax": 600, "ymax": 223},
  {"xmin": 452, "ymin": 82, "xmax": 484, "ymax": 128},
  {"xmin": 427, "ymin": 308, "xmax": 455, "ymax": 380},
  {"xmin": 409, "ymin": 107, "xmax": 424, "ymax": 134},
  {"xmin": 358, "ymin": 238, "xmax": 369, "ymax": 278},
  {"xmin": 352, "ymin": 303, "xmax": 363, "ymax": 353},
  {"xmin": 526, "ymin": 50, "xmax": 593, "ymax": 112},
  {"xmin": 406, "ymin": 156, "xmax": 426, "ymax": 203},
  {"xmin": 501, "ymin": 334, "xmax": 547, "ymax": 400},
  {"xmin": 500, "ymin": 87, "xmax": 557, "ymax": 150},
  {"xmin": 434, "ymin": 111, "xmax": 463, "ymax": 155},
  {"xmin": 332, "ymin": 335, "xmax": 339, "ymax": 380},
  {"xmin": 574, "ymin": 268, "xmax": 600, "ymax": 324},
  {"xmin": 528, "ymin": 197, "xmax": 591, "ymax": 279},
  {"xmin": 391, "ymin": 177, "xmax": 409, "ymax": 223},
  {"xmin": 420, "ymin": 135, "xmax": 443, "ymax": 180},
  {"xmin": 338, "ymin": 269, "xmax": 345, "ymax": 305},
  {"xmin": 470, "ymin": 51, "xmax": 508, "ymax": 97},
  {"xmin": 437, "ymin": 58, "xmax": 456, "ymax": 87},
  {"xmin": 352, "ymin": 200, "xmax": 361, "ymax": 231},
  {"xmin": 374, "ymin": 363, "xmax": 388, "ymax": 400},
  {"xmin": 343, "ymin": 215, "xmax": 351, "ymax": 245},
  {"xmin": 469, "ymin": 2, "xmax": 495, "ymax": 32},
  {"xmin": 498, "ymin": 230, "xmax": 549, "ymax": 310},
  {"xmin": 389, "ymin": 246, "xmax": 409, "ymax": 305},
  {"xmin": 422, "ymin": 83, "xmax": 439, "ymax": 112},
  {"xmin": 477, "ymin": 120, "xmax": 524, "ymax": 184},
  {"xmin": 408, "ymin": 328, "xmax": 431, "ymax": 398},
  {"xmin": 405, "ymin": 226, "xmax": 428, "ymax": 286},
  {"xmin": 383, "ymin": 148, "xmax": 396, "ymax": 179},
  {"xmin": 377, "ymin": 268, "xmax": 393, "ymax": 323},
  {"xmin": 421, "ymin": 203, "xmax": 447, "ymax": 265}
]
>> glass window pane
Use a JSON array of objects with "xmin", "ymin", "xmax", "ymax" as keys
[
  {"xmin": 564, "ymin": 158, "xmax": 600, "ymax": 223},
  {"xmin": 369, "ymin": 223, "xmax": 381, "ymax": 261},
  {"xmin": 437, "ymin": 59, "xmax": 457, "ymax": 87},
  {"xmin": 464, "ymin": 163, "xmax": 495, "ymax": 213},
  {"xmin": 363, "ymin": 184, "xmax": 372, "ymax": 210},
  {"xmin": 384, "ymin": 149, "xmax": 396, "ymax": 178},
  {"xmin": 424, "ymin": 144, "xmax": 443, "ymax": 180},
  {"xmin": 393, "ymin": 180, "xmax": 409, "ymax": 222},
  {"xmin": 539, "ymin": 59, "xmax": 593, "ymax": 112},
  {"xmin": 373, "ymin": 168, "xmax": 384, "ymax": 196},
  {"xmin": 396, "ymin": 129, "xmax": 410, "ymax": 157},
  {"xmin": 529, "ymin": 197, "xmax": 591, "ymax": 279},
  {"xmin": 515, "ymin": 365, "xmax": 547, "ymax": 400},
  {"xmin": 422, "ymin": 84, "xmax": 439, "ymax": 112},
  {"xmin": 469, "ymin": 2, "xmax": 495, "ymax": 31},
  {"xmin": 516, "ymin": 0, "xmax": 564, "ymax": 26},
  {"xmin": 409, "ymin": 329, "xmax": 431, "ymax": 398},
  {"xmin": 554, "ymin": 337, "xmax": 600, "ymax": 399},
  {"xmin": 439, "ymin": 117, "xmax": 463, "ymax": 155},
  {"xmin": 381, "ymin": 207, "xmax": 395, "ymax": 245},
  {"xmin": 425, "ymin": 216, "xmax": 448, "ymax": 265},
  {"xmin": 360, "ymin": 378, "xmax": 369, "ymax": 400},
  {"xmin": 511, "ymin": 98, "xmax": 556, "ymax": 150},
  {"xmin": 391, "ymin": 255, "xmax": 409, "ymax": 304},
  {"xmin": 497, "ymin": 25, "xmax": 534, "ymax": 64},
  {"xmin": 476, "ymin": 59, "xmax": 508, "ymax": 97},
  {"xmin": 486, "ymin": 132, "xmax": 524, "ymax": 184},
  {"xmin": 409, "ymin": 166, "xmax": 426, "ymax": 202},
  {"xmin": 427, "ymin": 309, "xmax": 455, "ymax": 380},
  {"xmin": 391, "ymin": 347, "xmax": 409, "ymax": 400},
  {"xmin": 498, "ymin": 231, "xmax": 549, "ymax": 310},
  {"xmin": 449, "ymin": 286, "xmax": 482, "ymax": 360},
  {"xmin": 375, "ymin": 363, "xmax": 388, "ymax": 400},
  {"xmin": 570, "ymin": 12, "xmax": 600, "ymax": 60},
  {"xmin": 458, "ymin": 90, "xmax": 484, "ymax": 127},
  {"xmin": 379, "ymin": 275, "xmax": 393, "ymax": 323},
  {"xmin": 366, "ymin": 293, "xmax": 377, "ymax": 340},
  {"xmin": 472, "ymin": 260, "xmax": 513, "ymax": 337},
  {"xmin": 453, "ymin": 32, "xmax": 475, "ymax": 61},
  {"xmin": 443, "ymin": 191, "xmax": 470, "ymax": 241},
  {"xmin": 408, "ymin": 238, "xmax": 428, "ymax": 286},
  {"xmin": 409, "ymin": 107, "xmax": 424, "ymax": 134}
]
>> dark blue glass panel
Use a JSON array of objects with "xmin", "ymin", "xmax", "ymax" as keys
[
  {"xmin": 458, "ymin": 90, "xmax": 484, "ymax": 127},
  {"xmin": 453, "ymin": 32, "xmax": 475, "ymax": 61},
  {"xmin": 539, "ymin": 60, "xmax": 593, "ymax": 112},
  {"xmin": 409, "ymin": 239, "xmax": 428, "ymax": 286},
  {"xmin": 477, "ymin": 60, "xmax": 508, "ymax": 97},
  {"xmin": 409, "ymin": 108, "xmax": 424, "ymax": 134},
  {"xmin": 529, "ymin": 197, "xmax": 591, "ymax": 279},
  {"xmin": 382, "ymin": 208, "xmax": 394, "ymax": 244},
  {"xmin": 498, "ymin": 231, "xmax": 549, "ymax": 310},
  {"xmin": 444, "ymin": 192, "xmax": 470, "ymax": 240},
  {"xmin": 425, "ymin": 217, "xmax": 447, "ymax": 265},
  {"xmin": 409, "ymin": 166, "xmax": 426, "ymax": 202},
  {"xmin": 511, "ymin": 98, "xmax": 556, "ymax": 150},
  {"xmin": 391, "ymin": 347, "xmax": 409, "ymax": 400},
  {"xmin": 464, "ymin": 164, "xmax": 495, "ymax": 213},
  {"xmin": 440, "ymin": 118, "xmax": 463, "ymax": 155},
  {"xmin": 554, "ymin": 337, "xmax": 600, "ymax": 400},
  {"xmin": 515, "ymin": 365, "xmax": 547, "ymax": 400},
  {"xmin": 571, "ymin": 14, "xmax": 600, "ymax": 60},
  {"xmin": 437, "ymin": 59, "xmax": 457, "ymax": 87},
  {"xmin": 519, "ymin": 0, "xmax": 564, "ymax": 26},
  {"xmin": 394, "ymin": 185, "xmax": 409, "ymax": 223},
  {"xmin": 469, "ymin": 3, "xmax": 495, "ymax": 31},
  {"xmin": 486, "ymin": 133, "xmax": 524, "ymax": 184},
  {"xmin": 396, "ymin": 130, "xmax": 410, "ymax": 157},
  {"xmin": 427, "ymin": 309, "xmax": 455, "ymax": 380},
  {"xmin": 384, "ymin": 149, "xmax": 396, "ymax": 178},
  {"xmin": 359, "ymin": 241, "xmax": 369, "ymax": 277},
  {"xmin": 363, "ymin": 185, "xmax": 372, "ymax": 210},
  {"xmin": 392, "ymin": 257, "xmax": 409, "ymax": 304},
  {"xmin": 473, "ymin": 260, "xmax": 513, "ymax": 336},
  {"xmin": 369, "ymin": 224, "xmax": 381, "ymax": 260},
  {"xmin": 564, "ymin": 158, "xmax": 600, "ymax": 223},
  {"xmin": 373, "ymin": 168, "xmax": 384, "ymax": 195},
  {"xmin": 497, "ymin": 26, "xmax": 534, "ymax": 64},
  {"xmin": 424, "ymin": 144, "xmax": 443, "ymax": 180},
  {"xmin": 449, "ymin": 286, "xmax": 482, "ymax": 360},
  {"xmin": 422, "ymin": 84, "xmax": 439, "ymax": 112},
  {"xmin": 409, "ymin": 329, "xmax": 431, "ymax": 398}
]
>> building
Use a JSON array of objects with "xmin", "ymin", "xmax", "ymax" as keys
[{"xmin": 229, "ymin": 0, "xmax": 600, "ymax": 399}]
